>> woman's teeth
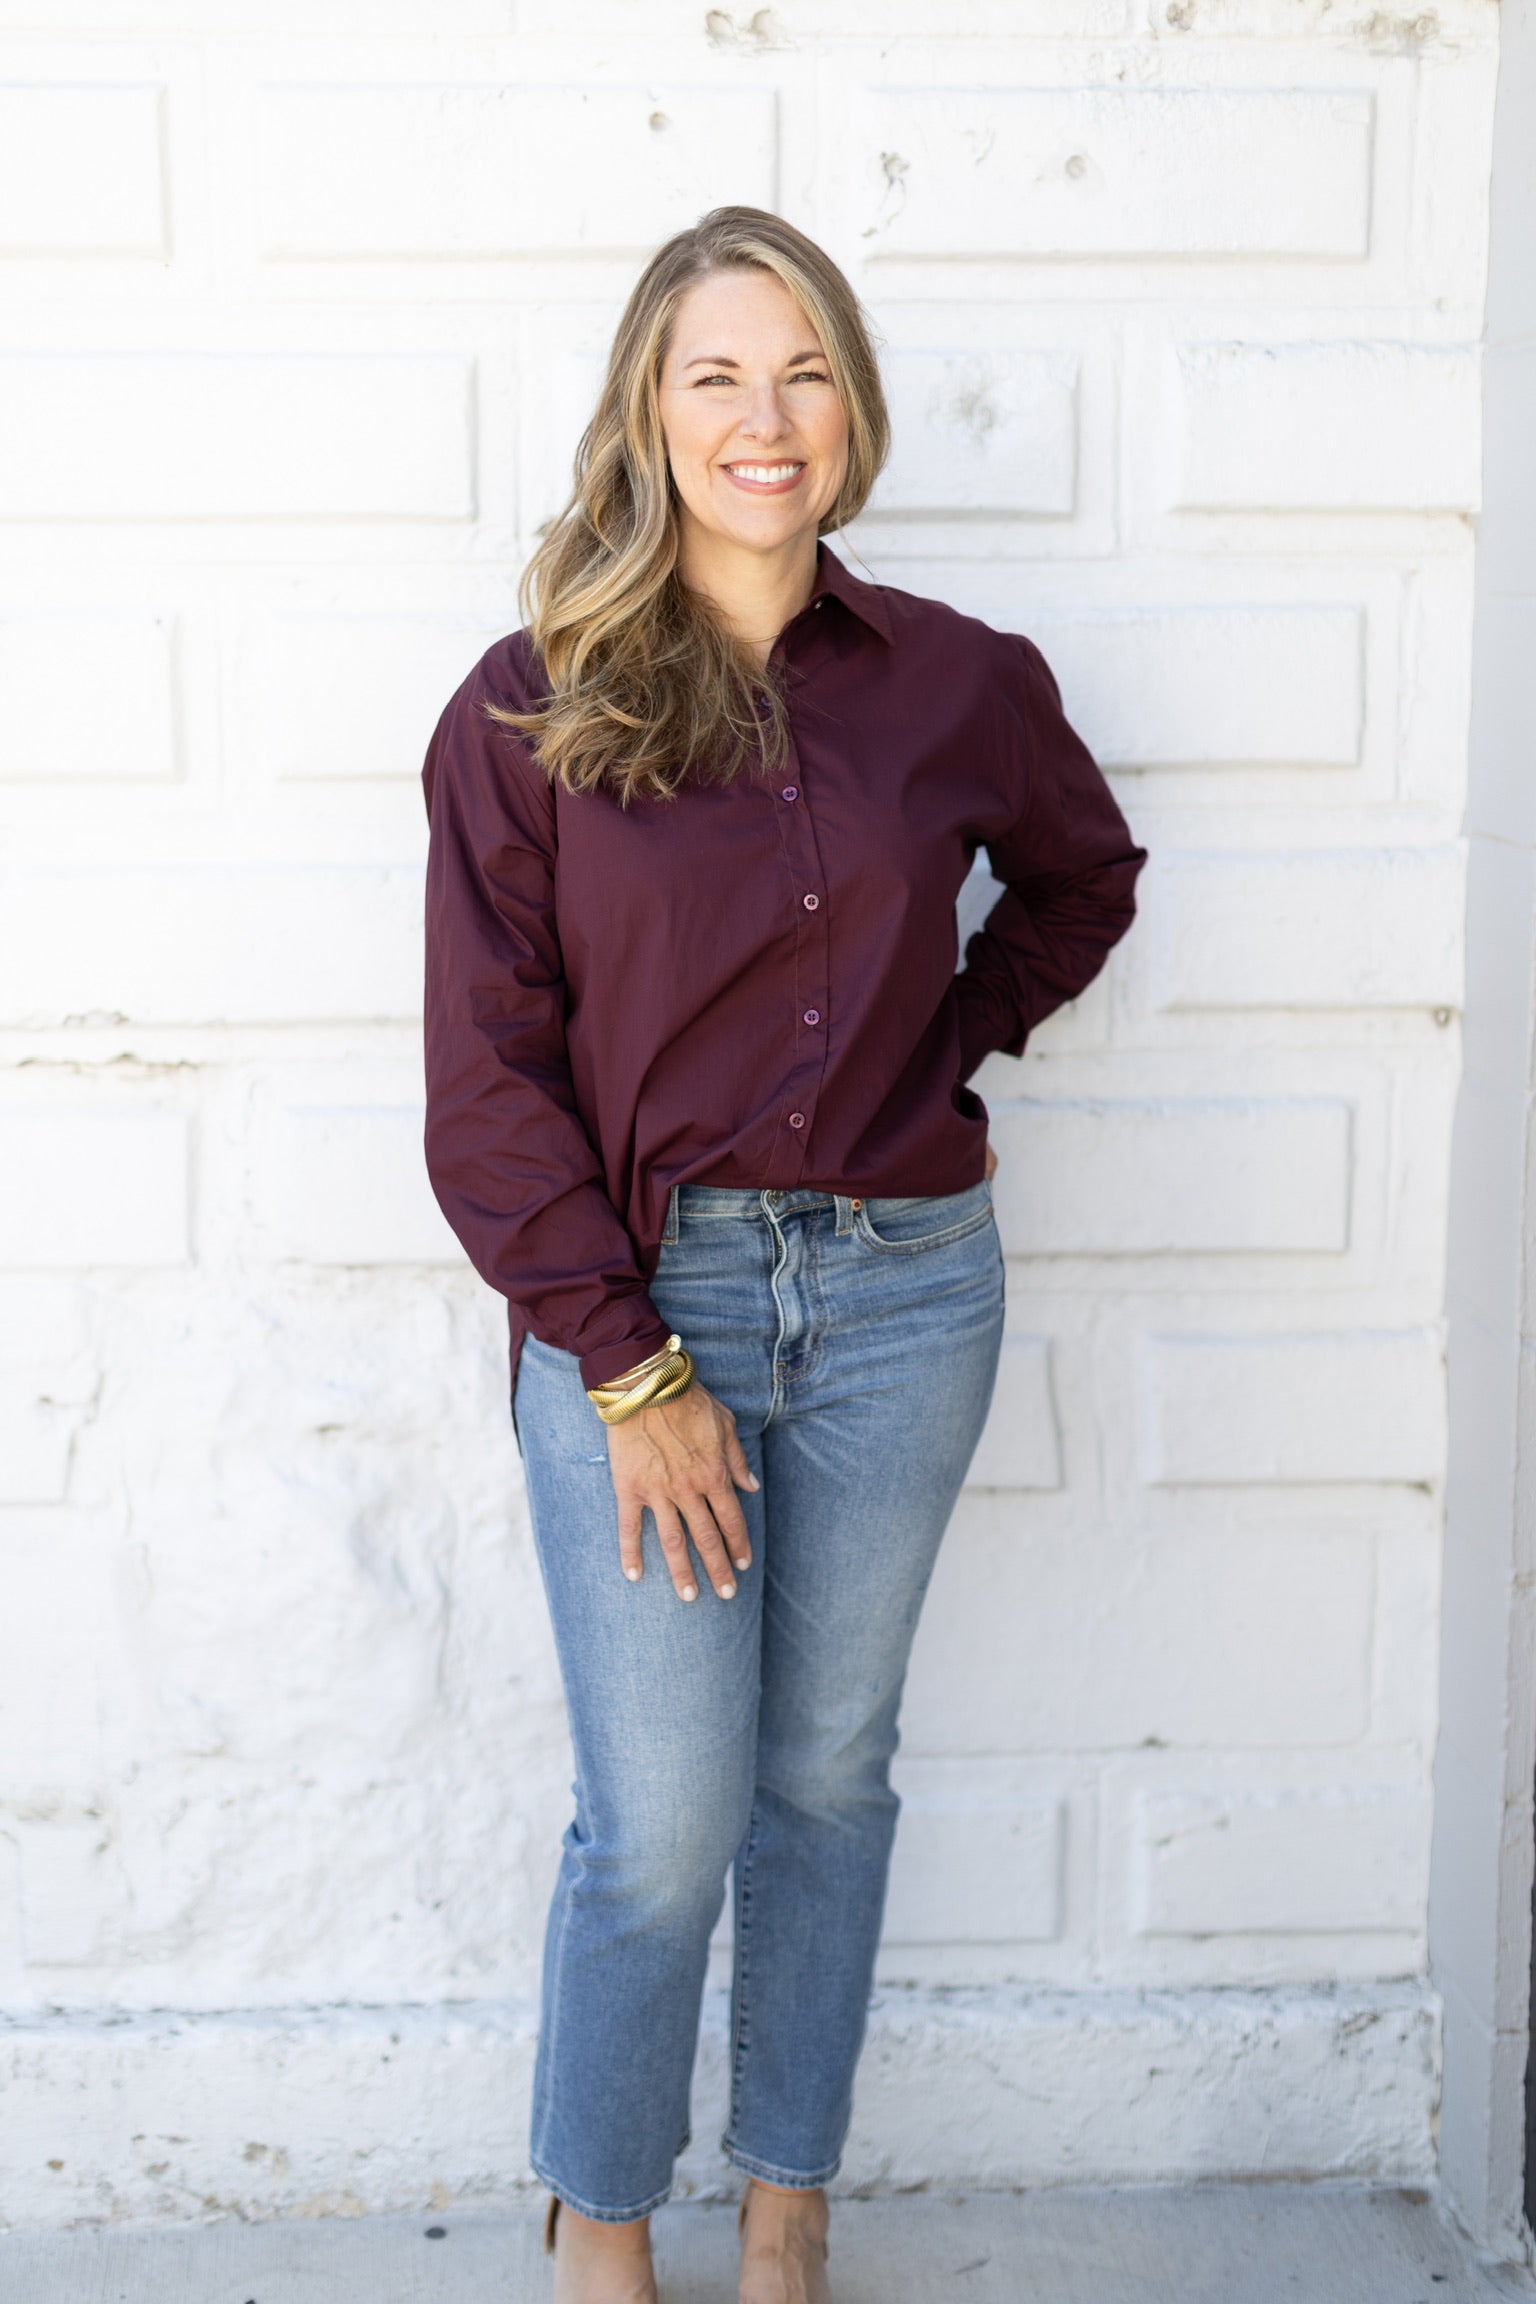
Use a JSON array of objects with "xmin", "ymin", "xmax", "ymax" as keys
[{"xmin": 727, "ymin": 463, "xmax": 804, "ymax": 484}]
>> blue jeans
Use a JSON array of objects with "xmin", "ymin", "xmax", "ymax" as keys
[{"xmin": 513, "ymin": 1181, "xmax": 1005, "ymax": 2220}]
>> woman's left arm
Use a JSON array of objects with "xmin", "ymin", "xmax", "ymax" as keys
[{"xmin": 955, "ymin": 633, "xmax": 1147, "ymax": 1082}]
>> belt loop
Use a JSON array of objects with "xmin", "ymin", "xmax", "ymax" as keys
[
  {"xmin": 662, "ymin": 1186, "xmax": 680, "ymax": 1246},
  {"xmin": 834, "ymin": 1194, "xmax": 854, "ymax": 1236}
]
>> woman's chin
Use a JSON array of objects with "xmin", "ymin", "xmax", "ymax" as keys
[{"xmin": 697, "ymin": 500, "xmax": 826, "ymax": 556}]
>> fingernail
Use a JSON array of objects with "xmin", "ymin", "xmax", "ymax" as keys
[
  {"xmin": 735, "ymin": 1558, "xmax": 751, "ymax": 1573},
  {"xmin": 625, "ymin": 1567, "xmax": 641, "ymax": 1582},
  {"xmin": 720, "ymin": 1582, "xmax": 736, "ymax": 1599},
  {"xmin": 747, "ymin": 1475, "xmax": 761, "ymax": 1489},
  {"xmin": 681, "ymin": 1584, "xmax": 697, "ymax": 1603}
]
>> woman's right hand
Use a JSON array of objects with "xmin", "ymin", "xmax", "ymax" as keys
[{"xmin": 607, "ymin": 1382, "xmax": 759, "ymax": 1603}]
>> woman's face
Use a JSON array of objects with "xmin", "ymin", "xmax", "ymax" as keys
[{"xmin": 657, "ymin": 268, "xmax": 850, "ymax": 559}]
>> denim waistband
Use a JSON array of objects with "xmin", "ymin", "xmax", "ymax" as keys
[
  {"xmin": 662, "ymin": 1186, "xmax": 855, "ymax": 1244},
  {"xmin": 660, "ymin": 1179, "xmax": 993, "ymax": 1247}
]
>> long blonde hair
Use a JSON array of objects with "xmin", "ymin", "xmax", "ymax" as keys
[{"xmin": 490, "ymin": 207, "xmax": 890, "ymax": 806}]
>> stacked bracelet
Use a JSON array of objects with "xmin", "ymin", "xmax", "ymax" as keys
[{"xmin": 586, "ymin": 1334, "xmax": 697, "ymax": 1425}]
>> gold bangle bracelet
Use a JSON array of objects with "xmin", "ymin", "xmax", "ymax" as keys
[
  {"xmin": 598, "ymin": 1345, "xmax": 695, "ymax": 1419},
  {"xmin": 586, "ymin": 1336, "xmax": 698, "ymax": 1425},
  {"xmin": 595, "ymin": 1359, "xmax": 696, "ymax": 1426},
  {"xmin": 589, "ymin": 1349, "xmax": 697, "ymax": 1426}
]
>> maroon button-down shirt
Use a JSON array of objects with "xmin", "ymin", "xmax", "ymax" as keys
[{"xmin": 422, "ymin": 547, "xmax": 1146, "ymax": 1389}]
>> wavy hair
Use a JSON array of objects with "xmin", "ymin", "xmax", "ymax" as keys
[{"xmin": 489, "ymin": 206, "xmax": 889, "ymax": 805}]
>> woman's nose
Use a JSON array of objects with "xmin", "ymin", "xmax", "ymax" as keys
[{"xmin": 738, "ymin": 388, "xmax": 792, "ymax": 443}]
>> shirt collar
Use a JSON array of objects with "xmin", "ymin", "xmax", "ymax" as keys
[{"xmin": 809, "ymin": 543, "xmax": 895, "ymax": 644}]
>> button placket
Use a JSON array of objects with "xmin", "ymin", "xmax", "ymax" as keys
[{"xmin": 775, "ymin": 728, "xmax": 832, "ymax": 1176}]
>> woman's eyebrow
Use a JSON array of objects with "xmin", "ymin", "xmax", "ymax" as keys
[{"xmin": 681, "ymin": 349, "xmax": 827, "ymax": 369}]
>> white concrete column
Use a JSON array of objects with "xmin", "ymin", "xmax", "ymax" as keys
[{"xmin": 1431, "ymin": 0, "xmax": 1536, "ymax": 2257}]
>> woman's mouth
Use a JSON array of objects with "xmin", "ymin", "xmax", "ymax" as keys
[{"xmin": 721, "ymin": 461, "xmax": 807, "ymax": 495}]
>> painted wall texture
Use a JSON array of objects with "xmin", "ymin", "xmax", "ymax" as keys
[{"xmin": 0, "ymin": 0, "xmax": 1502, "ymax": 2227}]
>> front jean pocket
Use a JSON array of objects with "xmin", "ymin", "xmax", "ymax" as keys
[{"xmin": 854, "ymin": 1181, "xmax": 995, "ymax": 1255}]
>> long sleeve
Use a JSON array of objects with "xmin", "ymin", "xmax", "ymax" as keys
[
  {"xmin": 955, "ymin": 634, "xmax": 1147, "ymax": 1082},
  {"xmin": 421, "ymin": 664, "xmax": 672, "ymax": 1389}
]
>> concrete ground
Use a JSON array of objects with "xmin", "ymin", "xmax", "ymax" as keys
[{"xmin": 1, "ymin": 2186, "xmax": 1533, "ymax": 2304}]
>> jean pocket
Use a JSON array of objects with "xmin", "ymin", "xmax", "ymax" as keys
[{"xmin": 854, "ymin": 1180, "xmax": 995, "ymax": 1255}]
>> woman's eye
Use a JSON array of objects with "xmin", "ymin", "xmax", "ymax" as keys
[{"xmin": 791, "ymin": 369, "xmax": 832, "ymax": 385}]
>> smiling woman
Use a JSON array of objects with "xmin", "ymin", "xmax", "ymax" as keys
[
  {"xmin": 489, "ymin": 208, "xmax": 887, "ymax": 804},
  {"xmin": 420, "ymin": 206, "xmax": 1145, "ymax": 2304}
]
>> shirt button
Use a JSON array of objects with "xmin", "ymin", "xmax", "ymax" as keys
[
  {"xmin": 781, "ymin": 785, "xmax": 798, "ymax": 802},
  {"xmin": 803, "ymin": 1009, "xmax": 820, "ymax": 1026},
  {"xmin": 789, "ymin": 1112, "xmax": 806, "ymax": 1129},
  {"xmin": 803, "ymin": 892, "xmax": 819, "ymax": 910}
]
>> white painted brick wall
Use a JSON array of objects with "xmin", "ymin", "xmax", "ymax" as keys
[
  {"xmin": 965, "ymin": 1336, "xmax": 1062, "ymax": 1490},
  {"xmin": 0, "ymin": 0, "xmax": 1498, "ymax": 2223},
  {"xmin": 250, "ymin": 1077, "xmax": 459, "ymax": 1265},
  {"xmin": 0, "ymin": 1282, "xmax": 96, "ymax": 1505},
  {"xmin": 1027, "ymin": 606, "xmax": 1366, "ymax": 771},
  {"xmin": 0, "ymin": 866, "xmax": 423, "ymax": 1024},
  {"xmin": 1165, "ymin": 341, "xmax": 1483, "ymax": 514},
  {"xmin": 1132, "ymin": 1786, "xmax": 1429, "ymax": 1938},
  {"xmin": 0, "ymin": 354, "xmax": 477, "ymax": 522},
  {"xmin": 0, "ymin": 1105, "xmax": 190, "ymax": 1267},
  {"xmin": 990, "ymin": 1097, "xmax": 1352, "ymax": 1254},
  {"xmin": 1151, "ymin": 849, "xmax": 1466, "ymax": 1011},
  {"xmin": 241, "ymin": 613, "xmax": 509, "ymax": 784},
  {"xmin": 0, "ymin": 83, "xmax": 166, "ymax": 257},
  {"xmin": 0, "ymin": 615, "xmax": 178, "ymax": 781},
  {"xmin": 256, "ymin": 82, "xmax": 781, "ymax": 256},
  {"xmin": 873, "ymin": 348, "xmax": 1079, "ymax": 515},
  {"xmin": 1141, "ymin": 1330, "xmax": 1448, "ymax": 1487},
  {"xmin": 909, "ymin": 1515, "xmax": 1380, "ymax": 1757},
  {"xmin": 884, "ymin": 1764, "xmax": 1065, "ymax": 1946},
  {"xmin": 843, "ymin": 87, "xmax": 1375, "ymax": 259}
]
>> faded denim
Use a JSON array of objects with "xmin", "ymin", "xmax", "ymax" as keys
[{"xmin": 513, "ymin": 1181, "xmax": 1005, "ymax": 2221}]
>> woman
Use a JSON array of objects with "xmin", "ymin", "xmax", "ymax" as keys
[{"xmin": 422, "ymin": 207, "xmax": 1144, "ymax": 2304}]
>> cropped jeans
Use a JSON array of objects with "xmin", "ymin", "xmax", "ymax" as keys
[{"xmin": 513, "ymin": 1180, "xmax": 1005, "ymax": 2221}]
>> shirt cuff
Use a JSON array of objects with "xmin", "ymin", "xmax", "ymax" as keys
[
  {"xmin": 956, "ymin": 969, "xmax": 1025, "ymax": 1082},
  {"xmin": 578, "ymin": 1318, "xmax": 676, "ymax": 1393}
]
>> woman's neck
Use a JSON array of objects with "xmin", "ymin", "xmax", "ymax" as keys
[{"xmin": 677, "ymin": 526, "xmax": 821, "ymax": 668}]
